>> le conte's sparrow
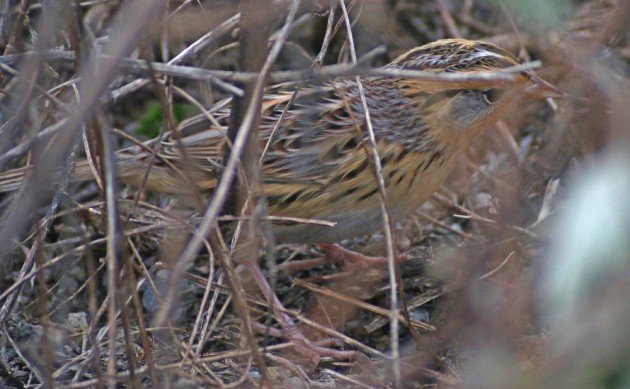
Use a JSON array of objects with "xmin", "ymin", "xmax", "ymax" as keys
[{"xmin": 0, "ymin": 38, "xmax": 560, "ymax": 359}]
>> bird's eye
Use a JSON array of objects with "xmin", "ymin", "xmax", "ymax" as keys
[{"xmin": 481, "ymin": 88, "xmax": 503, "ymax": 104}]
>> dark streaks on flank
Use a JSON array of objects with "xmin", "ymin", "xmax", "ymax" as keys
[
  {"xmin": 423, "ymin": 149, "xmax": 443, "ymax": 171},
  {"xmin": 407, "ymin": 162, "xmax": 423, "ymax": 190},
  {"xmin": 282, "ymin": 191, "xmax": 302, "ymax": 205},
  {"xmin": 327, "ymin": 156, "xmax": 367, "ymax": 186},
  {"xmin": 344, "ymin": 160, "xmax": 368, "ymax": 180},
  {"xmin": 387, "ymin": 168, "xmax": 400, "ymax": 181},
  {"xmin": 358, "ymin": 187, "xmax": 379, "ymax": 201},
  {"xmin": 394, "ymin": 148, "xmax": 409, "ymax": 162},
  {"xmin": 328, "ymin": 186, "xmax": 360, "ymax": 203}
]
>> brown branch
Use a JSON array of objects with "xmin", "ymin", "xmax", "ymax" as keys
[
  {"xmin": 221, "ymin": 0, "xmax": 281, "ymax": 382},
  {"xmin": 0, "ymin": 49, "xmax": 541, "ymax": 86},
  {"xmin": 94, "ymin": 112, "xmax": 139, "ymax": 387},
  {"xmin": 338, "ymin": 0, "xmax": 402, "ymax": 385}
]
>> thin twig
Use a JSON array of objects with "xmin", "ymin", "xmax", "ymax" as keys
[
  {"xmin": 96, "ymin": 112, "xmax": 139, "ymax": 388},
  {"xmin": 338, "ymin": 0, "xmax": 401, "ymax": 385},
  {"xmin": 109, "ymin": 13, "xmax": 241, "ymax": 100},
  {"xmin": 0, "ymin": 50, "xmax": 542, "ymax": 85},
  {"xmin": 478, "ymin": 251, "xmax": 515, "ymax": 280},
  {"xmin": 323, "ymin": 369, "xmax": 377, "ymax": 389},
  {"xmin": 295, "ymin": 279, "xmax": 435, "ymax": 331}
]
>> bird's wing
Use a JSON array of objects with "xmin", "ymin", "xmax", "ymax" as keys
[
  {"xmin": 132, "ymin": 81, "xmax": 368, "ymax": 197},
  {"xmin": 261, "ymin": 82, "xmax": 364, "ymax": 182}
]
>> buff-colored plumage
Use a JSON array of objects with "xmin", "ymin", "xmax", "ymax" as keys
[{"xmin": 0, "ymin": 39, "xmax": 555, "ymax": 244}]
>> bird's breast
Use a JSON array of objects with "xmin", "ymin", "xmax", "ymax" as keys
[{"xmin": 268, "ymin": 146, "xmax": 457, "ymax": 244}]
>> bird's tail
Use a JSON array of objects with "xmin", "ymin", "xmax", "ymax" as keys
[
  {"xmin": 0, "ymin": 157, "xmax": 214, "ymax": 194},
  {"xmin": 0, "ymin": 160, "xmax": 108, "ymax": 193},
  {"xmin": 0, "ymin": 166, "xmax": 31, "ymax": 192}
]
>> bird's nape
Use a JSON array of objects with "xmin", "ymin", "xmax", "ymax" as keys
[{"xmin": 388, "ymin": 39, "xmax": 522, "ymax": 73}]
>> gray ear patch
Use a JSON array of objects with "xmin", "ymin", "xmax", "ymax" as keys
[{"xmin": 449, "ymin": 90, "xmax": 492, "ymax": 130}]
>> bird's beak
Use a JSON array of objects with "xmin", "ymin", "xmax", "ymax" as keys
[{"xmin": 524, "ymin": 74, "xmax": 563, "ymax": 99}]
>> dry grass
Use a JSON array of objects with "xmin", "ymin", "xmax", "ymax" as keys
[{"xmin": 0, "ymin": 0, "xmax": 628, "ymax": 387}]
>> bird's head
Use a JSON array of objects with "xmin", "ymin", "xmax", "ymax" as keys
[{"xmin": 386, "ymin": 39, "xmax": 559, "ymax": 145}]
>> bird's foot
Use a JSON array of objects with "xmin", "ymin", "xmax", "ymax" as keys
[
  {"xmin": 243, "ymin": 260, "xmax": 354, "ymax": 362},
  {"xmin": 253, "ymin": 322, "xmax": 355, "ymax": 361},
  {"xmin": 280, "ymin": 243, "xmax": 407, "ymax": 273}
]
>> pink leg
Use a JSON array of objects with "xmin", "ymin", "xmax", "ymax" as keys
[
  {"xmin": 243, "ymin": 260, "xmax": 355, "ymax": 361},
  {"xmin": 252, "ymin": 322, "xmax": 343, "ymax": 348},
  {"xmin": 278, "ymin": 256, "xmax": 334, "ymax": 273},
  {"xmin": 279, "ymin": 243, "xmax": 408, "ymax": 273}
]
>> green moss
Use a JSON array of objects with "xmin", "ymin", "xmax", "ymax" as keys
[{"xmin": 137, "ymin": 103, "xmax": 195, "ymax": 138}]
